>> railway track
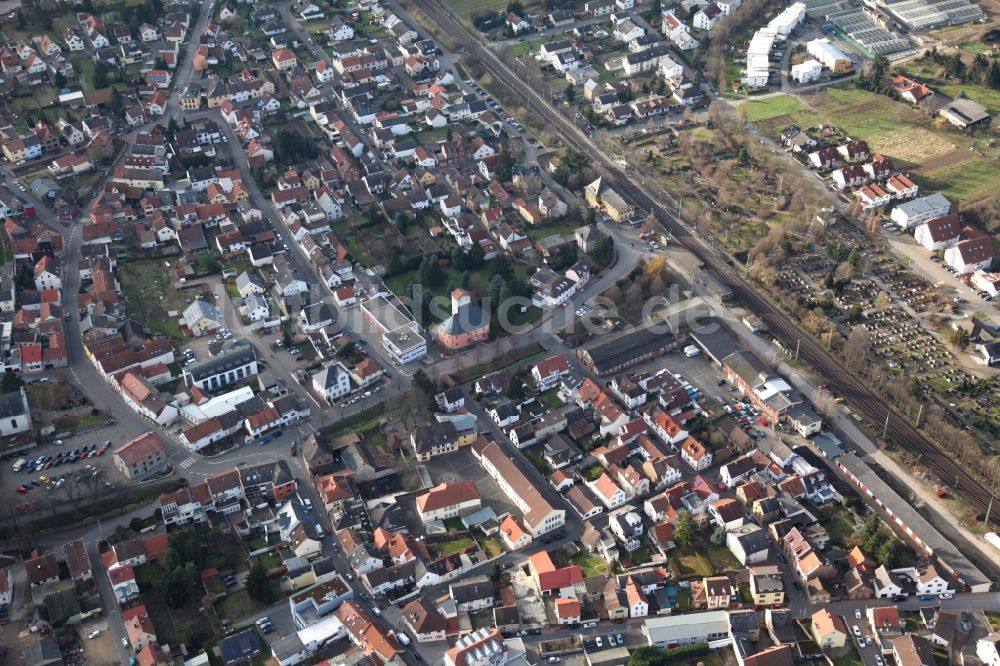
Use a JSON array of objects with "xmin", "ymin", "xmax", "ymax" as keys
[{"xmin": 414, "ymin": 0, "xmax": 998, "ymax": 523}]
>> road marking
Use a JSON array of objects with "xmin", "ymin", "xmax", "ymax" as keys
[{"xmin": 177, "ymin": 457, "xmax": 197, "ymax": 469}]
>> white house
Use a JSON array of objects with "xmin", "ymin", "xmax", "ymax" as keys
[
  {"xmin": 890, "ymin": 193, "xmax": 951, "ymax": 230},
  {"xmin": 944, "ymin": 236, "xmax": 994, "ymax": 275},
  {"xmin": 0, "ymin": 388, "xmax": 31, "ymax": 437},
  {"xmin": 977, "ymin": 635, "xmax": 1000, "ymax": 666},
  {"xmin": 312, "ymin": 362, "xmax": 351, "ymax": 402},
  {"xmin": 913, "ymin": 214, "xmax": 961, "ymax": 251},
  {"xmin": 791, "ymin": 60, "xmax": 822, "ymax": 84},
  {"xmin": 531, "ymin": 354, "xmax": 571, "ymax": 390},
  {"xmin": 586, "ymin": 473, "xmax": 629, "ymax": 509},
  {"xmin": 694, "ymin": 3, "xmax": 722, "ymax": 30}
]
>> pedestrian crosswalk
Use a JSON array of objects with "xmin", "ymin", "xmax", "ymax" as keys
[{"xmin": 177, "ymin": 457, "xmax": 197, "ymax": 469}]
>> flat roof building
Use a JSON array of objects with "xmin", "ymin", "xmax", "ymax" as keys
[{"xmin": 360, "ymin": 296, "xmax": 427, "ymax": 364}]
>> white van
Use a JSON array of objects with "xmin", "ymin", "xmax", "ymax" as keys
[
  {"xmin": 397, "ymin": 631, "xmax": 410, "ymax": 645},
  {"xmin": 683, "ymin": 345, "xmax": 701, "ymax": 358},
  {"xmin": 88, "ymin": 630, "xmax": 101, "ymax": 639},
  {"xmin": 315, "ymin": 523, "xmax": 325, "ymax": 539}
]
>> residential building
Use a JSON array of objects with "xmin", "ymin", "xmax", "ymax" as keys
[
  {"xmin": 113, "ymin": 432, "xmax": 168, "ymax": 480},
  {"xmin": 472, "ymin": 438, "xmax": 566, "ymax": 537},
  {"xmin": 416, "ymin": 481, "xmax": 481, "ymax": 522}
]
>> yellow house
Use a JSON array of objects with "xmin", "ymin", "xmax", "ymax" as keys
[{"xmin": 584, "ymin": 176, "xmax": 635, "ymax": 222}]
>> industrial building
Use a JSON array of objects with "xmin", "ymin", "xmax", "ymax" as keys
[{"xmin": 806, "ymin": 38, "xmax": 853, "ymax": 73}]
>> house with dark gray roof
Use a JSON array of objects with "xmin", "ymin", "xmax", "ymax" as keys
[{"xmin": 183, "ymin": 339, "xmax": 258, "ymax": 391}]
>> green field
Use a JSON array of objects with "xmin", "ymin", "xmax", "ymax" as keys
[
  {"xmin": 958, "ymin": 41, "xmax": 991, "ymax": 55},
  {"xmin": 920, "ymin": 156, "xmax": 998, "ymax": 207},
  {"xmin": 669, "ymin": 543, "xmax": 742, "ymax": 578},
  {"xmin": 450, "ymin": 0, "xmax": 537, "ymax": 17},
  {"xmin": 571, "ymin": 553, "xmax": 611, "ymax": 577},
  {"xmin": 509, "ymin": 36, "xmax": 549, "ymax": 57},
  {"xmin": 742, "ymin": 94, "xmax": 810, "ymax": 122},
  {"xmin": 437, "ymin": 537, "xmax": 476, "ymax": 555}
]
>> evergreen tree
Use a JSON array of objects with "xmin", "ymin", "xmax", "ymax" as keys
[
  {"xmin": 673, "ymin": 510, "xmax": 696, "ymax": 547},
  {"xmin": 450, "ymin": 248, "xmax": 464, "ymax": 271},
  {"xmin": 468, "ymin": 242, "xmax": 485, "ymax": 269},
  {"xmin": 413, "ymin": 369, "xmax": 433, "ymax": 393},
  {"xmin": 246, "ymin": 561, "xmax": 275, "ymax": 604}
]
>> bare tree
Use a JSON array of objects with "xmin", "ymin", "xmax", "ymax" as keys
[
  {"xmin": 813, "ymin": 389, "xmax": 838, "ymax": 419},
  {"xmin": 843, "ymin": 328, "xmax": 871, "ymax": 372},
  {"xmin": 765, "ymin": 346, "xmax": 785, "ymax": 370}
]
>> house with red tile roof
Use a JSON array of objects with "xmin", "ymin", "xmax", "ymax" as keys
[
  {"xmin": 555, "ymin": 596, "xmax": 581, "ymax": 624},
  {"xmin": 528, "ymin": 551, "xmax": 584, "ymax": 596},
  {"xmin": 112, "ymin": 432, "xmax": 167, "ymax": 480},
  {"xmin": 416, "ymin": 481, "xmax": 481, "ymax": 523},
  {"xmin": 123, "ymin": 604, "xmax": 158, "ymax": 651}
]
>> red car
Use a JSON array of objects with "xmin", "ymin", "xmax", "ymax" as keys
[
  {"xmin": 96, "ymin": 447, "xmax": 107, "ymax": 457},
  {"xmin": 759, "ymin": 417, "xmax": 769, "ymax": 426},
  {"xmin": 16, "ymin": 485, "xmax": 29, "ymax": 493}
]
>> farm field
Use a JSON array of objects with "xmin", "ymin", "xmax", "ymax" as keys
[
  {"xmin": 449, "ymin": 0, "xmax": 538, "ymax": 18},
  {"xmin": 752, "ymin": 85, "xmax": 994, "ymax": 208},
  {"xmin": 742, "ymin": 94, "xmax": 810, "ymax": 122}
]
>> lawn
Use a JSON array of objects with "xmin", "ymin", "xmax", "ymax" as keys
[
  {"xmin": 436, "ymin": 537, "xmax": 476, "ymax": 555},
  {"xmin": 450, "ymin": 0, "xmax": 538, "ymax": 18},
  {"xmin": 480, "ymin": 536, "xmax": 504, "ymax": 558},
  {"xmin": 27, "ymin": 382, "xmax": 73, "ymax": 411},
  {"xmin": 523, "ymin": 218, "xmax": 581, "ymax": 243},
  {"xmin": 816, "ymin": 505, "xmax": 859, "ymax": 547},
  {"xmin": 831, "ymin": 646, "xmax": 864, "ymax": 666},
  {"xmin": 742, "ymin": 94, "xmax": 810, "ymax": 122},
  {"xmin": 593, "ymin": 60, "xmax": 618, "ymax": 85},
  {"xmin": 414, "ymin": 126, "xmax": 451, "ymax": 145},
  {"xmin": 216, "ymin": 589, "xmax": 273, "ymax": 623},
  {"xmin": 509, "ymin": 36, "xmax": 550, "ymax": 58},
  {"xmin": 118, "ymin": 259, "xmax": 190, "ymax": 339},
  {"xmin": 74, "ymin": 58, "xmax": 97, "ymax": 91},
  {"xmin": 252, "ymin": 552, "xmax": 282, "ymax": 571},
  {"xmin": 669, "ymin": 542, "xmax": 742, "ymax": 578},
  {"xmin": 538, "ymin": 388, "xmax": 564, "ymax": 408},
  {"xmin": 958, "ymin": 41, "xmax": 991, "ymax": 55},
  {"xmin": 571, "ymin": 553, "xmax": 611, "ymax": 577},
  {"xmin": 443, "ymin": 516, "xmax": 466, "ymax": 531},
  {"xmin": 53, "ymin": 411, "xmax": 108, "ymax": 432},
  {"xmin": 921, "ymin": 156, "xmax": 998, "ymax": 206}
]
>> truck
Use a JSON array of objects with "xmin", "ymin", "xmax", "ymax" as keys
[{"xmin": 11, "ymin": 458, "xmax": 25, "ymax": 472}]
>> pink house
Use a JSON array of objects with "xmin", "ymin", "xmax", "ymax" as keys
[{"xmin": 436, "ymin": 289, "xmax": 489, "ymax": 350}]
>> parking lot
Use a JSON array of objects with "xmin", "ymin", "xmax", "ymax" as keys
[
  {"xmin": 1, "ymin": 431, "xmax": 122, "ymax": 502},
  {"xmin": 423, "ymin": 447, "xmax": 520, "ymax": 521}
]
